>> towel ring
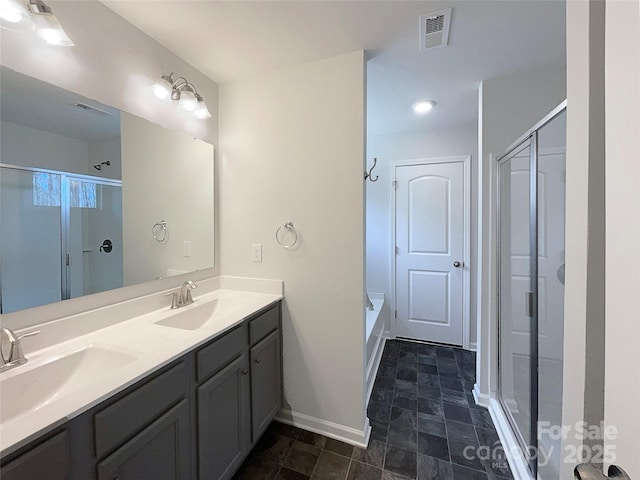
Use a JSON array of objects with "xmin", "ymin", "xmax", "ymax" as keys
[
  {"xmin": 275, "ymin": 221, "xmax": 298, "ymax": 249},
  {"xmin": 152, "ymin": 220, "xmax": 167, "ymax": 243}
]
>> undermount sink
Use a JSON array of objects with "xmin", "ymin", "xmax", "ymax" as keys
[
  {"xmin": 154, "ymin": 299, "xmax": 224, "ymax": 330},
  {"xmin": 0, "ymin": 344, "xmax": 141, "ymax": 423}
]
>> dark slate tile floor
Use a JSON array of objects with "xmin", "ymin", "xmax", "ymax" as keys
[{"xmin": 234, "ymin": 339, "xmax": 513, "ymax": 480}]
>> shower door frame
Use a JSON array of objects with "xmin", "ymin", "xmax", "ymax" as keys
[
  {"xmin": 495, "ymin": 101, "xmax": 567, "ymax": 479},
  {"xmin": 0, "ymin": 163, "xmax": 122, "ymax": 311}
]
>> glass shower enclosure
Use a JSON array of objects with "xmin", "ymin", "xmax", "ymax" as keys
[
  {"xmin": 497, "ymin": 103, "xmax": 566, "ymax": 478},
  {"xmin": 0, "ymin": 164, "xmax": 123, "ymax": 313}
]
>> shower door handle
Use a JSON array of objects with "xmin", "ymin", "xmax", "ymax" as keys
[{"xmin": 525, "ymin": 292, "xmax": 535, "ymax": 317}]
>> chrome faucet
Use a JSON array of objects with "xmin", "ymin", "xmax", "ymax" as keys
[
  {"xmin": 0, "ymin": 327, "xmax": 40, "ymax": 373},
  {"xmin": 167, "ymin": 280, "xmax": 198, "ymax": 309}
]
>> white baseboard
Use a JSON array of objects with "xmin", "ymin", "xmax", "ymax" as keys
[
  {"xmin": 473, "ymin": 383, "xmax": 491, "ymax": 408},
  {"xmin": 275, "ymin": 409, "xmax": 371, "ymax": 448}
]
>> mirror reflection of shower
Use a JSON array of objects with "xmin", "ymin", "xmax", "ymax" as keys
[{"xmin": 93, "ymin": 160, "xmax": 111, "ymax": 171}]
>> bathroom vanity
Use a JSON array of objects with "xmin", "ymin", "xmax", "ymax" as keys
[{"xmin": 0, "ymin": 280, "xmax": 283, "ymax": 480}]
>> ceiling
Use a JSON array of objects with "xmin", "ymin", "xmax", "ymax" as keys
[
  {"xmin": 0, "ymin": 66, "xmax": 120, "ymax": 142},
  {"xmin": 101, "ymin": 0, "xmax": 566, "ymax": 136}
]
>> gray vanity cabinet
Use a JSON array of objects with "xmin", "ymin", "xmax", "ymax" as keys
[
  {"xmin": 195, "ymin": 323, "xmax": 251, "ymax": 480},
  {"xmin": 250, "ymin": 329, "xmax": 282, "ymax": 442},
  {"xmin": 197, "ymin": 353, "xmax": 251, "ymax": 480},
  {"xmin": 96, "ymin": 400, "xmax": 191, "ymax": 480},
  {"xmin": 0, "ymin": 301, "xmax": 282, "ymax": 480},
  {"xmin": 196, "ymin": 303, "xmax": 282, "ymax": 479},
  {"xmin": 0, "ymin": 431, "xmax": 70, "ymax": 480}
]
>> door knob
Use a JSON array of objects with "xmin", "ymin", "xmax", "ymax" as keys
[{"xmin": 453, "ymin": 261, "xmax": 462, "ymax": 268}]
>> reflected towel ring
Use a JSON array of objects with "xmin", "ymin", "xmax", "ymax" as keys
[
  {"xmin": 152, "ymin": 220, "xmax": 168, "ymax": 243},
  {"xmin": 275, "ymin": 221, "xmax": 298, "ymax": 249}
]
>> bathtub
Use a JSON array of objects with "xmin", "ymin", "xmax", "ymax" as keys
[{"xmin": 365, "ymin": 292, "xmax": 388, "ymax": 402}]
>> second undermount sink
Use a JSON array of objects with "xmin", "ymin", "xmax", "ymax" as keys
[
  {"xmin": 154, "ymin": 299, "xmax": 224, "ymax": 330},
  {"xmin": 0, "ymin": 344, "xmax": 141, "ymax": 424}
]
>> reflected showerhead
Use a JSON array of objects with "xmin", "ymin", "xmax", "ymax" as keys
[{"xmin": 93, "ymin": 161, "xmax": 111, "ymax": 171}]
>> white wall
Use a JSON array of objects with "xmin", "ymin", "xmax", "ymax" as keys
[
  {"xmin": 88, "ymin": 137, "xmax": 122, "ymax": 180},
  {"xmin": 121, "ymin": 112, "xmax": 215, "ymax": 285},
  {"xmin": 475, "ymin": 63, "xmax": 566, "ymax": 404},
  {"xmin": 0, "ymin": 0, "xmax": 220, "ymax": 328},
  {"xmin": 1, "ymin": 120, "xmax": 90, "ymax": 174},
  {"xmin": 366, "ymin": 124, "xmax": 478, "ymax": 345},
  {"xmin": 557, "ymin": 3, "xmax": 608, "ymax": 478},
  {"xmin": 219, "ymin": 51, "xmax": 367, "ymax": 442},
  {"xmin": 604, "ymin": 0, "xmax": 639, "ymax": 477}
]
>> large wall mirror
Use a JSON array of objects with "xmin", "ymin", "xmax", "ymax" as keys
[{"xmin": 0, "ymin": 66, "xmax": 215, "ymax": 314}]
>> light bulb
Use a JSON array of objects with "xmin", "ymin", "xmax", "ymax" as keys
[
  {"xmin": 194, "ymin": 95, "xmax": 212, "ymax": 119},
  {"xmin": 179, "ymin": 89, "xmax": 197, "ymax": 112},
  {"xmin": 0, "ymin": 0, "xmax": 34, "ymax": 31},
  {"xmin": 0, "ymin": 9, "xmax": 20, "ymax": 22},
  {"xmin": 153, "ymin": 76, "xmax": 173, "ymax": 100},
  {"xmin": 412, "ymin": 100, "xmax": 436, "ymax": 114},
  {"xmin": 33, "ymin": 13, "xmax": 74, "ymax": 46}
]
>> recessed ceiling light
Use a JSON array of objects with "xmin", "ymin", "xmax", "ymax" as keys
[{"xmin": 412, "ymin": 100, "xmax": 436, "ymax": 114}]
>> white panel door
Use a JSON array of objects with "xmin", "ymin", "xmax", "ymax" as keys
[{"xmin": 395, "ymin": 161, "xmax": 464, "ymax": 345}]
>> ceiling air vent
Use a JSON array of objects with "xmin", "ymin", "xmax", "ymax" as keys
[
  {"xmin": 74, "ymin": 102, "xmax": 112, "ymax": 117},
  {"xmin": 420, "ymin": 8, "xmax": 452, "ymax": 51}
]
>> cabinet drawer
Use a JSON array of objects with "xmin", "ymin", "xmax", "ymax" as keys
[
  {"xmin": 94, "ymin": 362, "xmax": 188, "ymax": 458},
  {"xmin": 97, "ymin": 400, "xmax": 191, "ymax": 480},
  {"xmin": 1, "ymin": 431, "xmax": 69, "ymax": 480},
  {"xmin": 197, "ymin": 324, "xmax": 247, "ymax": 382},
  {"xmin": 249, "ymin": 304, "xmax": 280, "ymax": 345}
]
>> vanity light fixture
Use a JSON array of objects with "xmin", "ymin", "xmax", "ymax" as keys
[
  {"xmin": 412, "ymin": 99, "xmax": 436, "ymax": 114},
  {"xmin": 153, "ymin": 73, "xmax": 212, "ymax": 119},
  {"xmin": 27, "ymin": 0, "xmax": 74, "ymax": 46},
  {"xmin": 193, "ymin": 93, "xmax": 211, "ymax": 119},
  {"xmin": 0, "ymin": 0, "xmax": 74, "ymax": 45}
]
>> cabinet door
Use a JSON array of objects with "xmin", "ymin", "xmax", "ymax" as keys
[
  {"xmin": 197, "ymin": 353, "xmax": 251, "ymax": 480},
  {"xmin": 97, "ymin": 400, "xmax": 191, "ymax": 480},
  {"xmin": 250, "ymin": 329, "xmax": 282, "ymax": 442},
  {"xmin": 1, "ymin": 431, "xmax": 70, "ymax": 480}
]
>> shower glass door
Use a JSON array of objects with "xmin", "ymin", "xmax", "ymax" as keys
[
  {"xmin": 0, "ymin": 168, "xmax": 63, "ymax": 312},
  {"xmin": 498, "ymin": 139, "xmax": 536, "ymax": 467},
  {"xmin": 535, "ymin": 110, "xmax": 566, "ymax": 479},
  {"xmin": 67, "ymin": 177, "xmax": 123, "ymax": 298},
  {"xmin": 1, "ymin": 165, "xmax": 123, "ymax": 313},
  {"xmin": 497, "ymin": 104, "xmax": 566, "ymax": 478}
]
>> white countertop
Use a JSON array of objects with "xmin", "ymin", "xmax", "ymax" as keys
[{"xmin": 0, "ymin": 277, "xmax": 283, "ymax": 457}]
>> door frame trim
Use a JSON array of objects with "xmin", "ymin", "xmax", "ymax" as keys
[{"xmin": 389, "ymin": 155, "xmax": 472, "ymax": 349}]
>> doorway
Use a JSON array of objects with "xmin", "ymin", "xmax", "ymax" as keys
[{"xmin": 391, "ymin": 156, "xmax": 470, "ymax": 347}]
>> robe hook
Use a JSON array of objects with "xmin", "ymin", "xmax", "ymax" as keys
[{"xmin": 365, "ymin": 158, "xmax": 379, "ymax": 182}]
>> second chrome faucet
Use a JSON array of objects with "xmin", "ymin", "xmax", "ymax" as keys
[{"xmin": 167, "ymin": 280, "xmax": 198, "ymax": 309}]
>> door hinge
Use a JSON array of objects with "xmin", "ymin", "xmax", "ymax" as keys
[
  {"xmin": 65, "ymin": 253, "xmax": 71, "ymax": 266},
  {"xmin": 525, "ymin": 291, "xmax": 535, "ymax": 317},
  {"xmin": 395, "ymin": 310, "xmax": 397, "ymax": 319},
  {"xmin": 392, "ymin": 180, "xmax": 397, "ymax": 190},
  {"xmin": 395, "ymin": 246, "xmax": 399, "ymax": 255}
]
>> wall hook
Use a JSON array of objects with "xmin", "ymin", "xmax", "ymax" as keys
[{"xmin": 365, "ymin": 158, "xmax": 379, "ymax": 182}]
